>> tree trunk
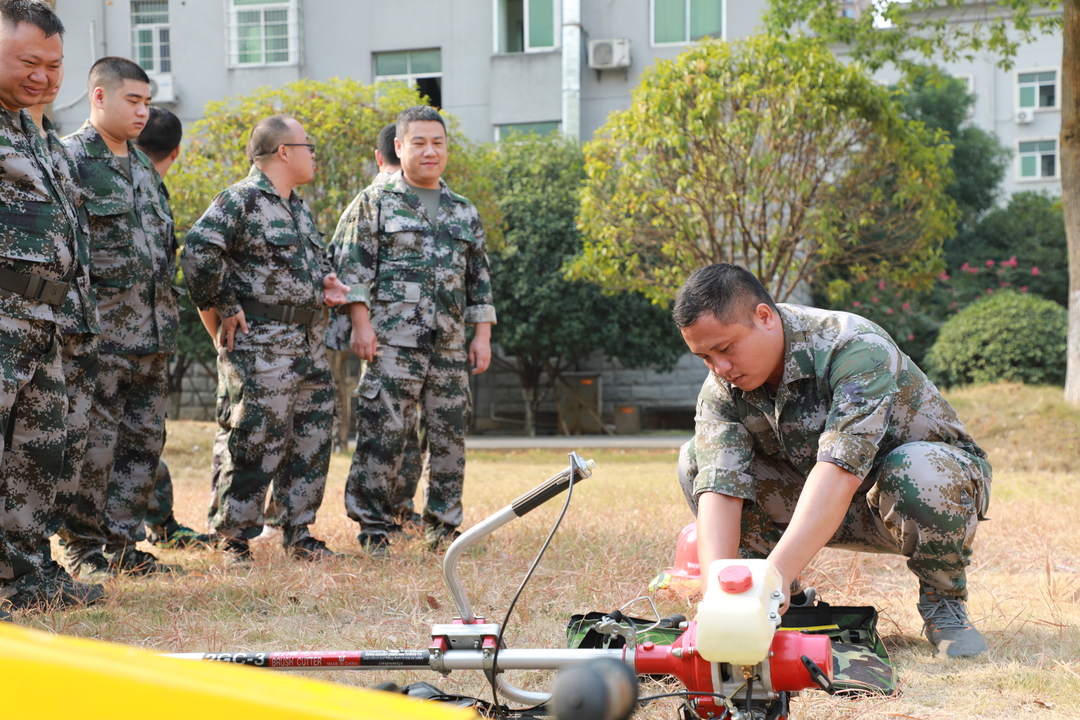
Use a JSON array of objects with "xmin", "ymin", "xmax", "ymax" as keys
[
  {"xmin": 328, "ymin": 349, "xmax": 354, "ymax": 453},
  {"xmin": 1063, "ymin": 0, "xmax": 1080, "ymax": 405},
  {"xmin": 521, "ymin": 384, "xmax": 538, "ymax": 437},
  {"xmin": 167, "ymin": 355, "xmax": 191, "ymax": 420}
]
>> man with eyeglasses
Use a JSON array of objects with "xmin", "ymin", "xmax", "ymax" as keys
[{"xmin": 181, "ymin": 115, "xmax": 349, "ymax": 562}]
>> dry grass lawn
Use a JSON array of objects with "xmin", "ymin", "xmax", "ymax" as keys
[{"xmin": 23, "ymin": 383, "xmax": 1080, "ymax": 718}]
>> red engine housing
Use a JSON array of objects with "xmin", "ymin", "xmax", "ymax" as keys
[{"xmin": 633, "ymin": 622, "xmax": 831, "ymax": 718}]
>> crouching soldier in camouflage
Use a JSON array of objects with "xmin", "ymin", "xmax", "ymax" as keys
[
  {"xmin": 181, "ymin": 115, "xmax": 349, "ymax": 562},
  {"xmin": 675, "ymin": 264, "xmax": 993, "ymax": 659},
  {"xmin": 334, "ymin": 106, "xmax": 496, "ymax": 556}
]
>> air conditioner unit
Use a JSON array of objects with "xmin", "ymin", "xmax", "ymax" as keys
[
  {"xmin": 1015, "ymin": 108, "xmax": 1035, "ymax": 124},
  {"xmin": 588, "ymin": 38, "xmax": 631, "ymax": 71},
  {"xmin": 147, "ymin": 72, "xmax": 176, "ymax": 104}
]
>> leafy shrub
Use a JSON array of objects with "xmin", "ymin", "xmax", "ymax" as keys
[{"xmin": 925, "ymin": 291, "xmax": 1067, "ymax": 388}]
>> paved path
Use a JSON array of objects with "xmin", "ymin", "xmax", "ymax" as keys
[{"xmin": 465, "ymin": 434, "xmax": 690, "ymax": 450}]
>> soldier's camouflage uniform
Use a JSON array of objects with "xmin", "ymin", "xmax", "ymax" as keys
[
  {"xmin": 326, "ymin": 172, "xmax": 425, "ymax": 529},
  {"xmin": 62, "ymin": 121, "xmax": 178, "ymax": 559},
  {"xmin": 679, "ymin": 304, "xmax": 992, "ymax": 599},
  {"xmin": 333, "ymin": 171, "xmax": 496, "ymax": 539},
  {"xmin": 39, "ymin": 118, "xmax": 100, "ymax": 549},
  {"xmin": 0, "ymin": 108, "xmax": 78, "ymax": 594},
  {"xmin": 181, "ymin": 166, "xmax": 335, "ymax": 546}
]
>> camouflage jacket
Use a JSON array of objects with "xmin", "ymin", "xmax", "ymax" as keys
[
  {"xmin": 63, "ymin": 121, "xmax": 178, "ymax": 354},
  {"xmin": 692, "ymin": 304, "xmax": 989, "ymax": 501},
  {"xmin": 42, "ymin": 117, "xmax": 99, "ymax": 336},
  {"xmin": 180, "ymin": 166, "xmax": 331, "ymax": 352},
  {"xmin": 0, "ymin": 107, "xmax": 77, "ymax": 323},
  {"xmin": 333, "ymin": 171, "xmax": 497, "ymax": 351}
]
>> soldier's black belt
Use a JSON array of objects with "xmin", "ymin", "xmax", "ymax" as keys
[
  {"xmin": 0, "ymin": 266, "xmax": 69, "ymax": 307},
  {"xmin": 240, "ymin": 299, "xmax": 319, "ymax": 327}
]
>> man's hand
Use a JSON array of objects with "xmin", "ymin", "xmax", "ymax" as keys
[
  {"xmin": 219, "ymin": 310, "xmax": 249, "ymax": 352},
  {"xmin": 350, "ymin": 324, "xmax": 378, "ymax": 362},
  {"xmin": 469, "ymin": 322, "xmax": 492, "ymax": 375},
  {"xmin": 696, "ymin": 491, "xmax": 744, "ymax": 573},
  {"xmin": 348, "ymin": 302, "xmax": 378, "ymax": 362},
  {"xmin": 767, "ymin": 461, "xmax": 863, "ymax": 614},
  {"xmin": 322, "ymin": 273, "xmax": 351, "ymax": 306}
]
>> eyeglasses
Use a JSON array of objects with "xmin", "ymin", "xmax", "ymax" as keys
[{"xmin": 281, "ymin": 143, "xmax": 316, "ymax": 154}]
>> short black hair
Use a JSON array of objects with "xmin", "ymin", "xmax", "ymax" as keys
[
  {"xmin": 134, "ymin": 106, "xmax": 182, "ymax": 162},
  {"xmin": 377, "ymin": 123, "xmax": 399, "ymax": 166},
  {"xmin": 88, "ymin": 56, "xmax": 150, "ymax": 93},
  {"xmin": 246, "ymin": 114, "xmax": 294, "ymax": 165},
  {"xmin": 672, "ymin": 264, "xmax": 778, "ymax": 328},
  {"xmin": 396, "ymin": 105, "xmax": 446, "ymax": 140},
  {"xmin": 0, "ymin": 0, "xmax": 64, "ymax": 38}
]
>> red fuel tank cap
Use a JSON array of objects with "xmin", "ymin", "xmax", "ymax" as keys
[{"xmin": 719, "ymin": 565, "xmax": 753, "ymax": 593}]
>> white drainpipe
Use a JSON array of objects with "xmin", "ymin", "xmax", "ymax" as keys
[{"xmin": 561, "ymin": 0, "xmax": 582, "ymax": 138}]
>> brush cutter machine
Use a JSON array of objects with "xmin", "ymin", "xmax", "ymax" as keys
[{"xmin": 169, "ymin": 453, "xmax": 834, "ymax": 719}]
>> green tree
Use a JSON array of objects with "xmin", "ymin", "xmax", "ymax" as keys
[
  {"xmin": 485, "ymin": 135, "xmax": 686, "ymax": 436},
  {"xmin": 167, "ymin": 78, "xmax": 501, "ymax": 435},
  {"xmin": 816, "ymin": 66, "xmax": 1013, "ymax": 362},
  {"xmin": 569, "ymin": 34, "xmax": 956, "ymax": 305},
  {"xmin": 896, "ymin": 66, "xmax": 1010, "ymax": 228},
  {"xmin": 763, "ymin": 0, "xmax": 1079, "ymax": 403}
]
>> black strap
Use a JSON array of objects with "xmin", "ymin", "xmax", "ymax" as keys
[
  {"xmin": 0, "ymin": 266, "xmax": 69, "ymax": 306},
  {"xmin": 240, "ymin": 299, "xmax": 318, "ymax": 326}
]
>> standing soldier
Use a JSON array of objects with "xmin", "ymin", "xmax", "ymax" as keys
[
  {"xmin": 27, "ymin": 69, "xmax": 107, "ymax": 578},
  {"xmin": 63, "ymin": 57, "xmax": 179, "ymax": 576},
  {"xmin": 335, "ymin": 106, "xmax": 496, "ymax": 556},
  {"xmin": 181, "ymin": 114, "xmax": 348, "ymax": 562},
  {"xmin": 0, "ymin": 0, "xmax": 103, "ymax": 611},
  {"xmin": 132, "ymin": 106, "xmax": 209, "ymax": 550}
]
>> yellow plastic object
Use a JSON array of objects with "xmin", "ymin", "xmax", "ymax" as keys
[{"xmin": 0, "ymin": 622, "xmax": 475, "ymax": 720}]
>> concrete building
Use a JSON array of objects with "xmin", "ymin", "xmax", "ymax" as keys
[{"xmin": 47, "ymin": 1, "xmax": 1065, "ymax": 431}]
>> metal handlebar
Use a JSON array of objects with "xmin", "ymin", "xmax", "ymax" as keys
[{"xmin": 441, "ymin": 452, "xmax": 595, "ymax": 624}]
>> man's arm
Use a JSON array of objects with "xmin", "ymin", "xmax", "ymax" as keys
[
  {"xmin": 469, "ymin": 322, "xmax": 491, "ymax": 374},
  {"xmin": 696, "ymin": 491, "xmax": 744, "ymax": 572},
  {"xmin": 198, "ymin": 307, "xmax": 220, "ymax": 349},
  {"xmin": 348, "ymin": 302, "xmax": 378, "ymax": 362},
  {"xmin": 768, "ymin": 461, "xmax": 863, "ymax": 611}
]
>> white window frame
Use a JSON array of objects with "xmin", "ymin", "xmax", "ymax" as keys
[
  {"xmin": 131, "ymin": 0, "xmax": 171, "ymax": 74},
  {"xmin": 1016, "ymin": 68, "xmax": 1059, "ymax": 112},
  {"xmin": 650, "ymin": 0, "xmax": 726, "ymax": 47},
  {"xmin": 1017, "ymin": 137, "xmax": 1059, "ymax": 182},
  {"xmin": 373, "ymin": 49, "xmax": 443, "ymax": 106},
  {"xmin": 225, "ymin": 0, "xmax": 301, "ymax": 69},
  {"xmin": 493, "ymin": 0, "xmax": 559, "ymax": 54}
]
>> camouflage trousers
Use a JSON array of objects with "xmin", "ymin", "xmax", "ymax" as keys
[
  {"xmin": 679, "ymin": 438, "xmax": 992, "ymax": 599},
  {"xmin": 0, "ymin": 318, "xmax": 66, "ymax": 587},
  {"xmin": 63, "ymin": 352, "xmax": 169, "ymax": 557},
  {"xmin": 209, "ymin": 340, "xmax": 335, "ymax": 545},
  {"xmin": 145, "ymin": 458, "xmax": 176, "ymax": 532},
  {"xmin": 46, "ymin": 333, "xmax": 99, "ymax": 537},
  {"xmin": 345, "ymin": 345, "xmax": 470, "ymax": 536}
]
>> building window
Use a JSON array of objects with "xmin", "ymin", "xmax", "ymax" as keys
[
  {"xmin": 227, "ymin": 0, "xmax": 300, "ymax": 68},
  {"xmin": 1018, "ymin": 70, "xmax": 1057, "ymax": 109},
  {"xmin": 131, "ymin": 0, "xmax": 170, "ymax": 73},
  {"xmin": 653, "ymin": 0, "xmax": 723, "ymax": 45},
  {"xmin": 496, "ymin": 121, "xmax": 560, "ymax": 141},
  {"xmin": 1019, "ymin": 139, "xmax": 1057, "ymax": 179},
  {"xmin": 497, "ymin": 0, "xmax": 556, "ymax": 53},
  {"xmin": 374, "ymin": 49, "xmax": 442, "ymax": 108}
]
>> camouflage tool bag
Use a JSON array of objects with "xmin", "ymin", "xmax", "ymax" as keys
[
  {"xmin": 566, "ymin": 603, "xmax": 897, "ymax": 695},
  {"xmin": 779, "ymin": 602, "xmax": 897, "ymax": 695}
]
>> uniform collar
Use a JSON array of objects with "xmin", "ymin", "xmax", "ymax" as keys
[
  {"xmin": 246, "ymin": 165, "xmax": 292, "ymax": 202},
  {"xmin": 77, "ymin": 120, "xmax": 151, "ymax": 171},
  {"xmin": 777, "ymin": 304, "xmax": 817, "ymax": 386}
]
